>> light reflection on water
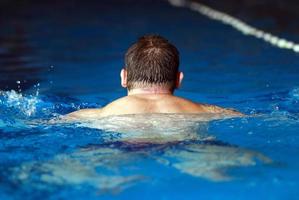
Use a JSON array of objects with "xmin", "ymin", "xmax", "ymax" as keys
[{"xmin": 0, "ymin": 90, "xmax": 277, "ymax": 197}]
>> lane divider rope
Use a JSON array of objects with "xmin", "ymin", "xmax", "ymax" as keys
[{"xmin": 168, "ymin": 0, "xmax": 299, "ymax": 53}]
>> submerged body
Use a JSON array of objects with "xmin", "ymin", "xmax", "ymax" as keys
[{"xmin": 67, "ymin": 93, "xmax": 241, "ymax": 119}]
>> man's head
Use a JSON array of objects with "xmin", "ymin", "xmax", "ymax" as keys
[{"xmin": 121, "ymin": 35, "xmax": 183, "ymax": 93}]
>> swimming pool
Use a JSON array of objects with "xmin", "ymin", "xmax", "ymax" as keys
[{"xmin": 0, "ymin": 0, "xmax": 299, "ymax": 199}]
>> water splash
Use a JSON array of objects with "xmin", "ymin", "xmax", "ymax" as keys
[{"xmin": 0, "ymin": 90, "xmax": 41, "ymax": 117}]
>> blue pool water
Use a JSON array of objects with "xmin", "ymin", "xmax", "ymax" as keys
[{"xmin": 1, "ymin": 0, "xmax": 299, "ymax": 199}]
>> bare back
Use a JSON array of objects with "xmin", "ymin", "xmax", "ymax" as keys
[{"xmin": 67, "ymin": 94, "xmax": 240, "ymax": 119}]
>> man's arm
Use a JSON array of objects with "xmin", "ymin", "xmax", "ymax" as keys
[{"xmin": 201, "ymin": 104, "xmax": 244, "ymax": 116}]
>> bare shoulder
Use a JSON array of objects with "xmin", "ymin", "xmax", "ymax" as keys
[
  {"xmin": 64, "ymin": 96, "xmax": 132, "ymax": 120},
  {"xmin": 66, "ymin": 108, "xmax": 102, "ymax": 119},
  {"xmin": 174, "ymin": 96, "xmax": 243, "ymax": 116},
  {"xmin": 199, "ymin": 103, "xmax": 243, "ymax": 116},
  {"xmin": 100, "ymin": 96, "xmax": 142, "ymax": 114},
  {"xmin": 64, "ymin": 95, "xmax": 242, "ymax": 120}
]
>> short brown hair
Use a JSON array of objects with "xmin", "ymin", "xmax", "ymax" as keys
[{"xmin": 125, "ymin": 35, "xmax": 180, "ymax": 91}]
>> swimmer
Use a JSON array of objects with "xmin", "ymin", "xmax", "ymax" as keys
[{"xmin": 67, "ymin": 35, "xmax": 242, "ymax": 119}]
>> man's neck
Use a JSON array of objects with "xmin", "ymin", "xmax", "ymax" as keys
[{"xmin": 128, "ymin": 87, "xmax": 173, "ymax": 96}]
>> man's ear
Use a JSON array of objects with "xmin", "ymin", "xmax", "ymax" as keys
[
  {"xmin": 120, "ymin": 68, "xmax": 128, "ymax": 88},
  {"xmin": 176, "ymin": 71, "xmax": 184, "ymax": 88}
]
